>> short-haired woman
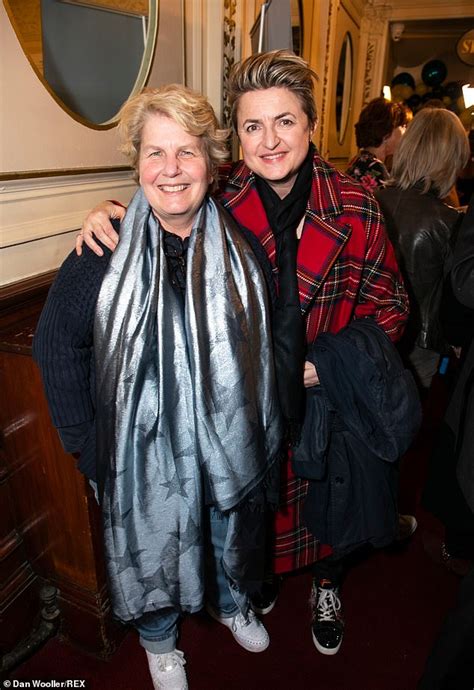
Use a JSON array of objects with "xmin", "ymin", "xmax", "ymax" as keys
[
  {"xmin": 376, "ymin": 107, "xmax": 470, "ymax": 389},
  {"xmin": 346, "ymin": 97, "xmax": 411, "ymax": 191}
]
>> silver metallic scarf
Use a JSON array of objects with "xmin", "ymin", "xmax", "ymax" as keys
[{"xmin": 94, "ymin": 188, "xmax": 282, "ymax": 622}]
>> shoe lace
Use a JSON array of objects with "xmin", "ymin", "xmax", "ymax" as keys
[
  {"xmin": 157, "ymin": 649, "xmax": 186, "ymax": 672},
  {"xmin": 232, "ymin": 609, "xmax": 257, "ymax": 631},
  {"xmin": 315, "ymin": 588, "xmax": 341, "ymax": 623}
]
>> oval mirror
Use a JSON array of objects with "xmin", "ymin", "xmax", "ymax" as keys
[
  {"xmin": 4, "ymin": 0, "xmax": 157, "ymax": 128},
  {"xmin": 335, "ymin": 32, "xmax": 353, "ymax": 145}
]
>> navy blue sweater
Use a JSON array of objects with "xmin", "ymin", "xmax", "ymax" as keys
[
  {"xmin": 33, "ymin": 217, "xmax": 275, "ymax": 483},
  {"xmin": 33, "ymin": 237, "xmax": 114, "ymax": 481}
]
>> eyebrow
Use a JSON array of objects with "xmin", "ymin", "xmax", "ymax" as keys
[
  {"xmin": 241, "ymin": 111, "xmax": 296, "ymax": 126},
  {"xmin": 141, "ymin": 143, "xmax": 200, "ymax": 153}
]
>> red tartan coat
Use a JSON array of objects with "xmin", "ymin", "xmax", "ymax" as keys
[{"xmin": 217, "ymin": 151, "xmax": 409, "ymax": 574}]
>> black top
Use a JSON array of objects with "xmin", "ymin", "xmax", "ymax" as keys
[{"xmin": 163, "ymin": 229, "xmax": 189, "ymax": 293}]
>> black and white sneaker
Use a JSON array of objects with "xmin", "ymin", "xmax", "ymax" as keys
[
  {"xmin": 251, "ymin": 579, "xmax": 279, "ymax": 615},
  {"xmin": 310, "ymin": 579, "xmax": 344, "ymax": 655}
]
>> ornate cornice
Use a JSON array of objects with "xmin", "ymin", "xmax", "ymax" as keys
[{"xmin": 362, "ymin": 0, "xmax": 392, "ymax": 22}]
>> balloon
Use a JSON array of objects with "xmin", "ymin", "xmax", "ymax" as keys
[
  {"xmin": 421, "ymin": 91, "xmax": 435, "ymax": 102},
  {"xmin": 391, "ymin": 84, "xmax": 405, "ymax": 102},
  {"xmin": 407, "ymin": 94, "xmax": 422, "ymax": 111},
  {"xmin": 391, "ymin": 84, "xmax": 414, "ymax": 102},
  {"xmin": 444, "ymin": 81, "xmax": 463, "ymax": 100},
  {"xmin": 415, "ymin": 83, "xmax": 429, "ymax": 96},
  {"xmin": 391, "ymin": 72, "xmax": 416, "ymax": 89},
  {"xmin": 422, "ymin": 59, "xmax": 447, "ymax": 87}
]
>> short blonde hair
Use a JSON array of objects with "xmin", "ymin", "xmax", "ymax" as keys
[
  {"xmin": 390, "ymin": 108, "xmax": 469, "ymax": 199},
  {"xmin": 117, "ymin": 84, "xmax": 230, "ymax": 186},
  {"xmin": 228, "ymin": 50, "xmax": 319, "ymax": 130}
]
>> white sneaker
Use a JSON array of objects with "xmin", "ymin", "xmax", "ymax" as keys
[
  {"xmin": 206, "ymin": 605, "xmax": 269, "ymax": 652},
  {"xmin": 145, "ymin": 649, "xmax": 188, "ymax": 690}
]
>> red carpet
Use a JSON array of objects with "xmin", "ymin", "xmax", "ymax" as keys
[{"xmin": 8, "ymin": 377, "xmax": 467, "ymax": 690}]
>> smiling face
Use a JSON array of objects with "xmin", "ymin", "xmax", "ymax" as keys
[
  {"xmin": 138, "ymin": 113, "xmax": 212, "ymax": 236},
  {"xmin": 236, "ymin": 87, "xmax": 315, "ymax": 198}
]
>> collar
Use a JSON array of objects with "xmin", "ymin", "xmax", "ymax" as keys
[{"xmin": 225, "ymin": 149, "xmax": 345, "ymax": 221}]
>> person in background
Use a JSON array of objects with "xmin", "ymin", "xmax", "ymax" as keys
[
  {"xmin": 346, "ymin": 97, "xmax": 411, "ymax": 192},
  {"xmin": 375, "ymin": 107, "xmax": 470, "ymax": 392},
  {"xmin": 419, "ymin": 98, "xmax": 462, "ymax": 207},
  {"xmin": 419, "ymin": 197, "xmax": 474, "ymax": 690},
  {"xmin": 75, "ymin": 50, "xmax": 409, "ymax": 657},
  {"xmin": 33, "ymin": 84, "xmax": 284, "ymax": 690}
]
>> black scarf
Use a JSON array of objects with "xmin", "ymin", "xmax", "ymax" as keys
[{"xmin": 255, "ymin": 144, "xmax": 314, "ymax": 444}]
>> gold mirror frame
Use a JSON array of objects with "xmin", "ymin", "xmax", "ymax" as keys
[
  {"xmin": 335, "ymin": 31, "xmax": 353, "ymax": 145},
  {"xmin": 3, "ymin": 0, "xmax": 158, "ymax": 130}
]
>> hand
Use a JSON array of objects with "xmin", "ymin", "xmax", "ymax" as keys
[
  {"xmin": 75, "ymin": 201, "xmax": 125, "ymax": 256},
  {"xmin": 304, "ymin": 361, "xmax": 320, "ymax": 387}
]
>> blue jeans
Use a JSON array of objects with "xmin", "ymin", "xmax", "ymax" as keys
[{"xmin": 137, "ymin": 507, "xmax": 244, "ymax": 654}]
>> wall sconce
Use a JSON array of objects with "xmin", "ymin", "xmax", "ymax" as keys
[
  {"xmin": 461, "ymin": 84, "xmax": 474, "ymax": 132},
  {"xmin": 462, "ymin": 84, "xmax": 474, "ymax": 109}
]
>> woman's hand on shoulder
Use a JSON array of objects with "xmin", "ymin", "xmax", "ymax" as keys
[{"xmin": 75, "ymin": 201, "xmax": 125, "ymax": 256}]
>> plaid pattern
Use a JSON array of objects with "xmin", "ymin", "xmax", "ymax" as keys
[{"xmin": 218, "ymin": 152, "xmax": 409, "ymax": 574}]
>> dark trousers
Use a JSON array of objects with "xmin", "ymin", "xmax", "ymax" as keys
[
  {"xmin": 418, "ymin": 565, "xmax": 474, "ymax": 689},
  {"xmin": 311, "ymin": 554, "xmax": 345, "ymax": 584}
]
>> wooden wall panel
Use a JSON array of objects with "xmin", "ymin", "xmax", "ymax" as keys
[{"xmin": 0, "ymin": 281, "xmax": 124, "ymax": 658}]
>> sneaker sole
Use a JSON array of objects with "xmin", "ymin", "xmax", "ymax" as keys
[
  {"xmin": 311, "ymin": 629, "xmax": 343, "ymax": 656},
  {"xmin": 231, "ymin": 632, "xmax": 270, "ymax": 653},
  {"xmin": 207, "ymin": 606, "xmax": 270, "ymax": 653},
  {"xmin": 251, "ymin": 597, "xmax": 277, "ymax": 616}
]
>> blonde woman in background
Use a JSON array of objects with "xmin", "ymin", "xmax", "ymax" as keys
[{"xmin": 376, "ymin": 107, "xmax": 470, "ymax": 390}]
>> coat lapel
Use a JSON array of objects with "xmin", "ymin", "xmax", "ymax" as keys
[
  {"xmin": 220, "ymin": 161, "xmax": 278, "ymax": 267},
  {"xmin": 297, "ymin": 157, "xmax": 352, "ymax": 312}
]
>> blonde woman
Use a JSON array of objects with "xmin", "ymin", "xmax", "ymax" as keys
[{"xmin": 376, "ymin": 107, "xmax": 470, "ymax": 390}]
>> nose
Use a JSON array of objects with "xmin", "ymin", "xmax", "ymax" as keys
[
  {"xmin": 162, "ymin": 154, "xmax": 180, "ymax": 177},
  {"xmin": 262, "ymin": 125, "xmax": 280, "ymax": 150}
]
